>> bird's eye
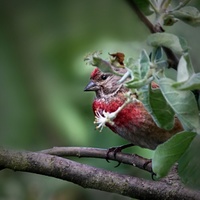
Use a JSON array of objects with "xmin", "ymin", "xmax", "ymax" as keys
[{"xmin": 101, "ymin": 74, "xmax": 108, "ymax": 80}]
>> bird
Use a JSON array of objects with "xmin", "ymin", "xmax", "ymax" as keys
[{"xmin": 84, "ymin": 67, "xmax": 183, "ymax": 150}]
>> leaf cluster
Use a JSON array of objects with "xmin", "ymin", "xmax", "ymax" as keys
[
  {"xmin": 85, "ymin": 0, "xmax": 200, "ymax": 189},
  {"xmin": 135, "ymin": 0, "xmax": 200, "ymax": 27}
]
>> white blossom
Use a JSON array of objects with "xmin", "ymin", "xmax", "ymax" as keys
[{"xmin": 94, "ymin": 110, "xmax": 115, "ymax": 132}]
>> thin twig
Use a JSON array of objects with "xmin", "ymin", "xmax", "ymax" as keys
[
  {"xmin": 125, "ymin": 0, "xmax": 156, "ymax": 33},
  {"xmin": 125, "ymin": 0, "xmax": 179, "ymax": 69},
  {"xmin": 40, "ymin": 146, "xmax": 153, "ymax": 173}
]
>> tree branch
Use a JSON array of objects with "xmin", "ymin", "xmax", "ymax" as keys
[
  {"xmin": 125, "ymin": 0, "xmax": 179, "ymax": 69},
  {"xmin": 0, "ymin": 147, "xmax": 199, "ymax": 200},
  {"xmin": 125, "ymin": 0, "xmax": 158, "ymax": 33},
  {"xmin": 40, "ymin": 146, "xmax": 152, "ymax": 173}
]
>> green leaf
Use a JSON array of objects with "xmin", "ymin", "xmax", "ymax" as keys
[
  {"xmin": 172, "ymin": 6, "xmax": 200, "ymax": 27},
  {"xmin": 125, "ymin": 78, "xmax": 152, "ymax": 89},
  {"xmin": 164, "ymin": 14, "xmax": 178, "ymax": 26},
  {"xmin": 157, "ymin": 77, "xmax": 200, "ymax": 132},
  {"xmin": 140, "ymin": 85, "xmax": 175, "ymax": 130},
  {"xmin": 152, "ymin": 47, "xmax": 168, "ymax": 68},
  {"xmin": 149, "ymin": 87, "xmax": 175, "ymax": 130},
  {"xmin": 126, "ymin": 57, "xmax": 140, "ymax": 81},
  {"xmin": 173, "ymin": 73, "xmax": 200, "ymax": 90},
  {"xmin": 178, "ymin": 134, "xmax": 200, "ymax": 189},
  {"xmin": 125, "ymin": 50, "xmax": 152, "ymax": 89},
  {"xmin": 84, "ymin": 51, "xmax": 114, "ymax": 73},
  {"xmin": 140, "ymin": 49, "xmax": 150, "ymax": 79},
  {"xmin": 178, "ymin": 36, "xmax": 189, "ymax": 54},
  {"xmin": 164, "ymin": 68, "xmax": 177, "ymax": 81},
  {"xmin": 153, "ymin": 47, "xmax": 165, "ymax": 63},
  {"xmin": 147, "ymin": 33, "xmax": 188, "ymax": 55},
  {"xmin": 171, "ymin": 54, "xmax": 200, "ymax": 90},
  {"xmin": 176, "ymin": 54, "xmax": 194, "ymax": 83},
  {"xmin": 177, "ymin": 56, "xmax": 187, "ymax": 82},
  {"xmin": 152, "ymin": 131, "xmax": 196, "ymax": 178}
]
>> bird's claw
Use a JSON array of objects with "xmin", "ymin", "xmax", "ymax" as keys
[
  {"xmin": 106, "ymin": 147, "xmax": 122, "ymax": 167},
  {"xmin": 106, "ymin": 143, "xmax": 134, "ymax": 167},
  {"xmin": 151, "ymin": 172, "xmax": 157, "ymax": 181},
  {"xmin": 143, "ymin": 159, "xmax": 152, "ymax": 170},
  {"xmin": 142, "ymin": 159, "xmax": 156, "ymax": 180}
]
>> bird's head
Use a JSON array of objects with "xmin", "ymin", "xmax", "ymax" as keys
[{"xmin": 84, "ymin": 68, "xmax": 128, "ymax": 99}]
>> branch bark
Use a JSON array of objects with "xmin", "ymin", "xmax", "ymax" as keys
[
  {"xmin": 0, "ymin": 147, "xmax": 199, "ymax": 200},
  {"xmin": 40, "ymin": 146, "xmax": 153, "ymax": 173}
]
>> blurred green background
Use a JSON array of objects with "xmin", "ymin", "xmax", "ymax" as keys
[{"xmin": 0, "ymin": 0, "xmax": 200, "ymax": 199}]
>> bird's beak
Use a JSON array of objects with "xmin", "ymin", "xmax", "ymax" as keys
[{"xmin": 84, "ymin": 80, "xmax": 99, "ymax": 91}]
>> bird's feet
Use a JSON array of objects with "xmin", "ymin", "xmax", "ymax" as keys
[
  {"xmin": 143, "ymin": 159, "xmax": 152, "ymax": 170},
  {"xmin": 106, "ymin": 143, "xmax": 134, "ymax": 167},
  {"xmin": 142, "ymin": 159, "xmax": 156, "ymax": 180}
]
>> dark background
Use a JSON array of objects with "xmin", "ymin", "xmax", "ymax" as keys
[{"xmin": 0, "ymin": 0, "xmax": 200, "ymax": 199}]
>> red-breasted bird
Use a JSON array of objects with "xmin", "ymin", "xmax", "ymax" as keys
[{"xmin": 84, "ymin": 67, "xmax": 183, "ymax": 150}]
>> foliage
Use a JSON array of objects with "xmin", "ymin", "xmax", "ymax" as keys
[{"xmin": 85, "ymin": 0, "xmax": 200, "ymax": 189}]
